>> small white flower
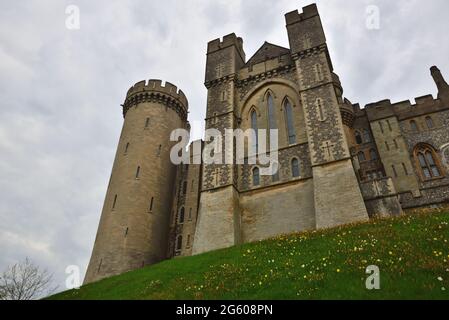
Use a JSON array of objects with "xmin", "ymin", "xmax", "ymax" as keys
[{"xmin": 437, "ymin": 277, "xmax": 443, "ymax": 281}]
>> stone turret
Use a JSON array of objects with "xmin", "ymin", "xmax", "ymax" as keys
[
  {"xmin": 84, "ymin": 80, "xmax": 189, "ymax": 284},
  {"xmin": 285, "ymin": 4, "xmax": 369, "ymax": 229},
  {"xmin": 431, "ymin": 66, "xmax": 449, "ymax": 100}
]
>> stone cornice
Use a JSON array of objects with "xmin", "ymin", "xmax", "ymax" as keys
[
  {"xmin": 204, "ymin": 74, "xmax": 237, "ymax": 89},
  {"xmin": 235, "ymin": 64, "xmax": 296, "ymax": 88},
  {"xmin": 123, "ymin": 91, "xmax": 188, "ymax": 121},
  {"xmin": 291, "ymin": 44, "xmax": 328, "ymax": 61}
]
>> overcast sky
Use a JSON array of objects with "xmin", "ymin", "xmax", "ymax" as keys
[{"xmin": 1, "ymin": 0, "xmax": 448, "ymax": 294}]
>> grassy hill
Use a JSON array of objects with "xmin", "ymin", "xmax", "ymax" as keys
[{"xmin": 51, "ymin": 211, "xmax": 449, "ymax": 300}]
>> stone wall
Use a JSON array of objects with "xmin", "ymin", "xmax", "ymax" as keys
[
  {"xmin": 360, "ymin": 178, "xmax": 403, "ymax": 217},
  {"xmin": 240, "ymin": 179, "xmax": 315, "ymax": 243}
]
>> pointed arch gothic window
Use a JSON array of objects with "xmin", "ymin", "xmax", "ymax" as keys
[
  {"xmin": 369, "ymin": 149, "xmax": 378, "ymax": 160},
  {"xmin": 425, "ymin": 116, "xmax": 434, "ymax": 129},
  {"xmin": 252, "ymin": 167, "xmax": 260, "ymax": 186},
  {"xmin": 267, "ymin": 93, "xmax": 277, "ymax": 130},
  {"xmin": 363, "ymin": 129, "xmax": 372, "ymax": 143},
  {"xmin": 414, "ymin": 144, "xmax": 442, "ymax": 180},
  {"xmin": 176, "ymin": 236, "xmax": 183, "ymax": 251},
  {"xmin": 355, "ymin": 131, "xmax": 363, "ymax": 145},
  {"xmin": 284, "ymin": 99, "xmax": 296, "ymax": 145},
  {"xmin": 179, "ymin": 207, "xmax": 185, "ymax": 224},
  {"xmin": 272, "ymin": 161, "xmax": 280, "ymax": 182},
  {"xmin": 251, "ymin": 109, "xmax": 258, "ymax": 151},
  {"xmin": 316, "ymin": 99, "xmax": 325, "ymax": 121},
  {"xmin": 410, "ymin": 120, "xmax": 419, "ymax": 132},
  {"xmin": 358, "ymin": 151, "xmax": 366, "ymax": 163},
  {"xmin": 291, "ymin": 158, "xmax": 300, "ymax": 178}
]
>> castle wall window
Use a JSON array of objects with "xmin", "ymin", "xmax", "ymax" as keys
[
  {"xmin": 267, "ymin": 93, "xmax": 277, "ymax": 148},
  {"xmin": 355, "ymin": 131, "xmax": 363, "ymax": 145},
  {"xmin": 267, "ymin": 93, "xmax": 277, "ymax": 130},
  {"xmin": 315, "ymin": 64, "xmax": 323, "ymax": 81},
  {"xmin": 135, "ymin": 166, "xmax": 141, "ymax": 179},
  {"xmin": 379, "ymin": 121, "xmax": 384, "ymax": 134},
  {"xmin": 251, "ymin": 109, "xmax": 258, "ymax": 150},
  {"xmin": 157, "ymin": 145, "xmax": 162, "ymax": 157},
  {"xmin": 363, "ymin": 129, "xmax": 371, "ymax": 143},
  {"xmin": 414, "ymin": 144, "xmax": 442, "ymax": 180},
  {"xmin": 425, "ymin": 116, "xmax": 434, "ymax": 129},
  {"xmin": 386, "ymin": 119, "xmax": 392, "ymax": 131},
  {"xmin": 149, "ymin": 197, "xmax": 154, "ymax": 212},
  {"xmin": 316, "ymin": 99, "xmax": 325, "ymax": 121},
  {"xmin": 410, "ymin": 120, "xmax": 419, "ymax": 132},
  {"xmin": 124, "ymin": 227, "xmax": 129, "ymax": 238},
  {"xmin": 393, "ymin": 139, "xmax": 399, "ymax": 149},
  {"xmin": 402, "ymin": 163, "xmax": 409, "ymax": 176},
  {"xmin": 179, "ymin": 207, "xmax": 185, "ymax": 224},
  {"xmin": 112, "ymin": 194, "xmax": 118, "ymax": 210},
  {"xmin": 357, "ymin": 151, "xmax": 366, "ymax": 163},
  {"xmin": 124, "ymin": 142, "xmax": 130, "ymax": 154},
  {"xmin": 97, "ymin": 259, "xmax": 103, "ymax": 274},
  {"xmin": 272, "ymin": 162, "xmax": 280, "ymax": 182},
  {"xmin": 145, "ymin": 117, "xmax": 150, "ymax": 128},
  {"xmin": 176, "ymin": 236, "xmax": 183, "ymax": 251},
  {"xmin": 188, "ymin": 208, "xmax": 192, "ymax": 220},
  {"xmin": 182, "ymin": 181, "xmax": 187, "ymax": 195},
  {"xmin": 369, "ymin": 149, "xmax": 378, "ymax": 160},
  {"xmin": 252, "ymin": 167, "xmax": 260, "ymax": 186},
  {"xmin": 284, "ymin": 99, "xmax": 296, "ymax": 145},
  {"xmin": 291, "ymin": 158, "xmax": 300, "ymax": 178},
  {"xmin": 392, "ymin": 165, "xmax": 398, "ymax": 178}
]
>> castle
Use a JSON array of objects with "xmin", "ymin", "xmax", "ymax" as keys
[{"xmin": 84, "ymin": 4, "xmax": 449, "ymax": 284}]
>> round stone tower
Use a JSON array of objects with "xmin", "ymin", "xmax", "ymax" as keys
[{"xmin": 84, "ymin": 79, "xmax": 188, "ymax": 284}]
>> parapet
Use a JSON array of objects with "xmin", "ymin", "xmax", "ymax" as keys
[
  {"xmin": 123, "ymin": 79, "xmax": 189, "ymax": 119},
  {"xmin": 207, "ymin": 33, "xmax": 245, "ymax": 59},
  {"xmin": 285, "ymin": 4, "xmax": 319, "ymax": 25},
  {"xmin": 415, "ymin": 94, "xmax": 434, "ymax": 105}
]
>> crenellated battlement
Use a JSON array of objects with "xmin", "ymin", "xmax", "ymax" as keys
[
  {"xmin": 207, "ymin": 33, "xmax": 245, "ymax": 59},
  {"xmin": 126, "ymin": 79, "xmax": 188, "ymax": 107},
  {"xmin": 285, "ymin": 4, "xmax": 319, "ymax": 25},
  {"xmin": 363, "ymin": 93, "xmax": 449, "ymax": 122},
  {"xmin": 364, "ymin": 66, "xmax": 449, "ymax": 121},
  {"xmin": 123, "ymin": 79, "xmax": 188, "ymax": 119}
]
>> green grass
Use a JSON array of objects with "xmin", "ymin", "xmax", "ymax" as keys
[{"xmin": 50, "ymin": 211, "xmax": 449, "ymax": 300}]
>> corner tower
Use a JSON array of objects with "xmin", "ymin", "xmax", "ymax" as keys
[
  {"xmin": 84, "ymin": 80, "xmax": 189, "ymax": 284},
  {"xmin": 192, "ymin": 34, "xmax": 245, "ymax": 255},
  {"xmin": 285, "ymin": 4, "xmax": 369, "ymax": 228}
]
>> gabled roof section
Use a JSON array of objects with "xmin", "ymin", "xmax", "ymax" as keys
[{"xmin": 245, "ymin": 42, "xmax": 290, "ymax": 66}]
